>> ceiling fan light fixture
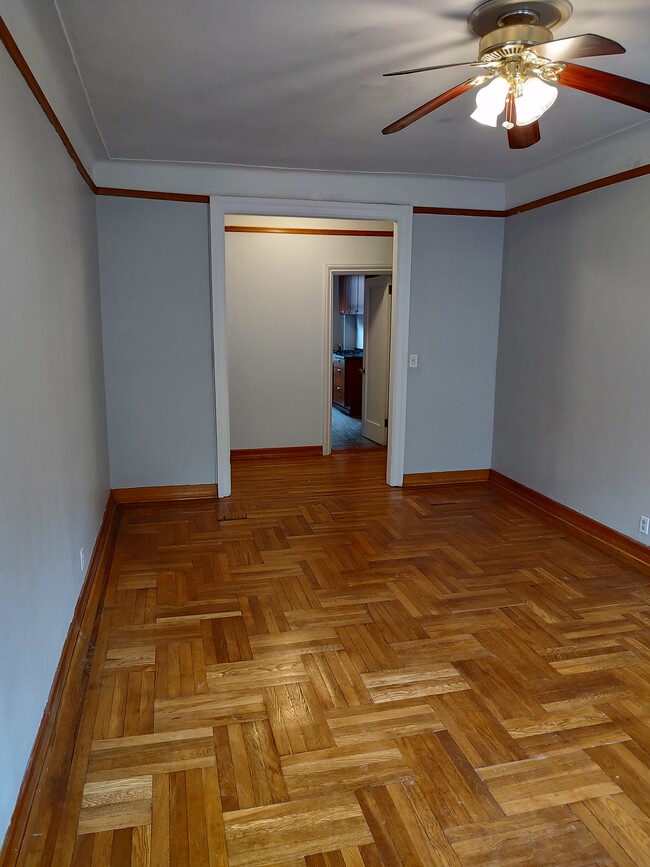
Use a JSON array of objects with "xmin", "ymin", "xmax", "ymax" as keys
[
  {"xmin": 514, "ymin": 75, "xmax": 558, "ymax": 124},
  {"xmin": 470, "ymin": 75, "xmax": 510, "ymax": 126},
  {"xmin": 382, "ymin": 0, "xmax": 650, "ymax": 149}
]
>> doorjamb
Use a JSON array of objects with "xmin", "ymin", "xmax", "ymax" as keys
[
  {"xmin": 323, "ymin": 266, "xmax": 392, "ymax": 456},
  {"xmin": 209, "ymin": 196, "xmax": 413, "ymax": 497}
]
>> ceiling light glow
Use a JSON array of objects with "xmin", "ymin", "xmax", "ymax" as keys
[
  {"xmin": 514, "ymin": 76, "xmax": 558, "ymax": 125},
  {"xmin": 470, "ymin": 76, "xmax": 510, "ymax": 127}
]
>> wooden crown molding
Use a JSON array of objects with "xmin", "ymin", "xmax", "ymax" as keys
[
  {"xmin": 413, "ymin": 206, "xmax": 506, "ymax": 218},
  {"xmin": 414, "ymin": 163, "xmax": 650, "ymax": 218},
  {"xmin": 503, "ymin": 164, "xmax": 650, "ymax": 216},
  {"xmin": 95, "ymin": 186, "xmax": 209, "ymax": 204},
  {"xmin": 225, "ymin": 226, "xmax": 393, "ymax": 237},
  {"xmin": 0, "ymin": 16, "xmax": 96, "ymax": 193},
  {"xmin": 1, "ymin": 16, "xmax": 649, "ymax": 216}
]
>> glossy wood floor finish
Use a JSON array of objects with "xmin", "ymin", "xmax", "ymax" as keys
[{"xmin": 18, "ymin": 452, "xmax": 650, "ymax": 866}]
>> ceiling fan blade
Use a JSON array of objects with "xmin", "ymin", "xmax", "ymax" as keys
[
  {"xmin": 382, "ymin": 77, "xmax": 481, "ymax": 134},
  {"xmin": 384, "ymin": 60, "xmax": 489, "ymax": 77},
  {"xmin": 557, "ymin": 63, "xmax": 650, "ymax": 113},
  {"xmin": 504, "ymin": 92, "xmax": 541, "ymax": 149},
  {"xmin": 507, "ymin": 120, "xmax": 541, "ymax": 149},
  {"xmin": 528, "ymin": 33, "xmax": 625, "ymax": 62}
]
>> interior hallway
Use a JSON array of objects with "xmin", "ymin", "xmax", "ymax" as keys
[
  {"xmin": 331, "ymin": 407, "xmax": 385, "ymax": 451},
  {"xmin": 15, "ymin": 452, "xmax": 650, "ymax": 866}
]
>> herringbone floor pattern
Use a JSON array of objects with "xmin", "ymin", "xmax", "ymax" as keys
[{"xmin": 28, "ymin": 453, "xmax": 650, "ymax": 864}]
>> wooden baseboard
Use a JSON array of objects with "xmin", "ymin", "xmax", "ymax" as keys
[
  {"xmin": 489, "ymin": 470, "xmax": 650, "ymax": 575},
  {"xmin": 403, "ymin": 469, "xmax": 490, "ymax": 487},
  {"xmin": 0, "ymin": 494, "xmax": 121, "ymax": 866},
  {"xmin": 329, "ymin": 449, "xmax": 386, "ymax": 458},
  {"xmin": 231, "ymin": 446, "xmax": 322, "ymax": 461},
  {"xmin": 111, "ymin": 483, "xmax": 218, "ymax": 504}
]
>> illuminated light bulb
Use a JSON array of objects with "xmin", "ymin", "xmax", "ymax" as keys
[
  {"xmin": 514, "ymin": 77, "xmax": 558, "ymax": 125},
  {"xmin": 470, "ymin": 76, "xmax": 510, "ymax": 127}
]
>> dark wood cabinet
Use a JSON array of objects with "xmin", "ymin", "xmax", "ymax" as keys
[
  {"xmin": 338, "ymin": 275, "xmax": 364, "ymax": 315},
  {"xmin": 332, "ymin": 355, "xmax": 363, "ymax": 417}
]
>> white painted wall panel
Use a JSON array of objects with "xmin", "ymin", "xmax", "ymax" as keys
[
  {"xmin": 225, "ymin": 224, "xmax": 392, "ymax": 450},
  {"xmin": 0, "ymin": 48, "xmax": 109, "ymax": 839},
  {"xmin": 404, "ymin": 214, "xmax": 504, "ymax": 474},
  {"xmin": 93, "ymin": 159, "xmax": 505, "ymax": 211},
  {"xmin": 493, "ymin": 176, "xmax": 650, "ymax": 544},
  {"xmin": 96, "ymin": 198, "xmax": 216, "ymax": 488}
]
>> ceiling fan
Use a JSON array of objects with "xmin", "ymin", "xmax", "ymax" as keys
[{"xmin": 382, "ymin": 0, "xmax": 650, "ymax": 148}]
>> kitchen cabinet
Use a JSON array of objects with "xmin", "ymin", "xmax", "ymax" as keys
[
  {"xmin": 338, "ymin": 275, "xmax": 364, "ymax": 315},
  {"xmin": 332, "ymin": 355, "xmax": 363, "ymax": 417}
]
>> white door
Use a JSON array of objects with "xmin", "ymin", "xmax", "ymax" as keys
[{"xmin": 362, "ymin": 275, "xmax": 392, "ymax": 445}]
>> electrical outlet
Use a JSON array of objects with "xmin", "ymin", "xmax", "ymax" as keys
[
  {"xmin": 640, "ymin": 516, "xmax": 650, "ymax": 536},
  {"xmin": 80, "ymin": 547, "xmax": 85, "ymax": 572},
  {"xmin": 409, "ymin": 354, "xmax": 418, "ymax": 368}
]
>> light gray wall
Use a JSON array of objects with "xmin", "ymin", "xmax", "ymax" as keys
[
  {"xmin": 225, "ymin": 227, "xmax": 392, "ymax": 450},
  {"xmin": 0, "ymin": 49, "xmax": 109, "ymax": 839},
  {"xmin": 492, "ymin": 177, "xmax": 650, "ymax": 544},
  {"xmin": 404, "ymin": 214, "xmax": 504, "ymax": 474},
  {"xmin": 97, "ymin": 203, "xmax": 503, "ymax": 473},
  {"xmin": 97, "ymin": 198, "xmax": 216, "ymax": 488}
]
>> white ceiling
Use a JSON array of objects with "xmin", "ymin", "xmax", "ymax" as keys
[{"xmin": 55, "ymin": 0, "xmax": 650, "ymax": 180}]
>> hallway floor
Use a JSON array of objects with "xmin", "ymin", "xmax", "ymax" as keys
[
  {"xmin": 331, "ymin": 406, "xmax": 384, "ymax": 451},
  {"xmin": 14, "ymin": 451, "xmax": 650, "ymax": 866}
]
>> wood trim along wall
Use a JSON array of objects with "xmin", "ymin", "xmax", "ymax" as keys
[
  {"xmin": 91, "ymin": 165, "xmax": 650, "ymax": 215},
  {"xmin": 225, "ymin": 226, "xmax": 393, "ymax": 237},
  {"xmin": 504, "ymin": 164, "xmax": 650, "ymax": 217},
  {"xmin": 1, "ymin": 14, "xmax": 648, "ymax": 216},
  {"xmin": 0, "ymin": 16, "xmax": 96, "ymax": 193},
  {"xmin": 94, "ymin": 166, "xmax": 650, "ymax": 212},
  {"xmin": 95, "ymin": 186, "xmax": 209, "ymax": 204},
  {"xmin": 413, "ymin": 206, "xmax": 506, "ymax": 218},
  {"xmin": 490, "ymin": 470, "xmax": 650, "ymax": 575},
  {"xmin": 0, "ymin": 494, "xmax": 121, "ymax": 867},
  {"xmin": 414, "ymin": 164, "xmax": 650, "ymax": 217},
  {"xmin": 403, "ymin": 469, "xmax": 490, "ymax": 486},
  {"xmin": 111, "ymin": 484, "xmax": 218, "ymax": 504},
  {"xmin": 231, "ymin": 445, "xmax": 323, "ymax": 461}
]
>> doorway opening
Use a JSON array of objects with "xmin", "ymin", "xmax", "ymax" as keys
[
  {"xmin": 327, "ymin": 270, "xmax": 392, "ymax": 454},
  {"xmin": 210, "ymin": 196, "xmax": 413, "ymax": 497}
]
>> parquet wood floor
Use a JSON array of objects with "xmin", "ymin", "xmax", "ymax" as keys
[{"xmin": 16, "ymin": 452, "xmax": 650, "ymax": 865}]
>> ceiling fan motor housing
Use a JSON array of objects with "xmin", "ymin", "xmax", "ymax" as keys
[
  {"xmin": 478, "ymin": 23, "xmax": 553, "ymax": 58},
  {"xmin": 468, "ymin": 0, "xmax": 573, "ymax": 58}
]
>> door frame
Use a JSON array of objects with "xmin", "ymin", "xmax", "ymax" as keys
[
  {"xmin": 209, "ymin": 196, "xmax": 413, "ymax": 497},
  {"xmin": 323, "ymin": 266, "xmax": 392, "ymax": 456},
  {"xmin": 361, "ymin": 273, "xmax": 393, "ymax": 447}
]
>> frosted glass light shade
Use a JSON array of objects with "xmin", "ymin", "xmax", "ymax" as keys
[
  {"xmin": 514, "ymin": 77, "xmax": 558, "ymax": 125},
  {"xmin": 470, "ymin": 77, "xmax": 510, "ymax": 127}
]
